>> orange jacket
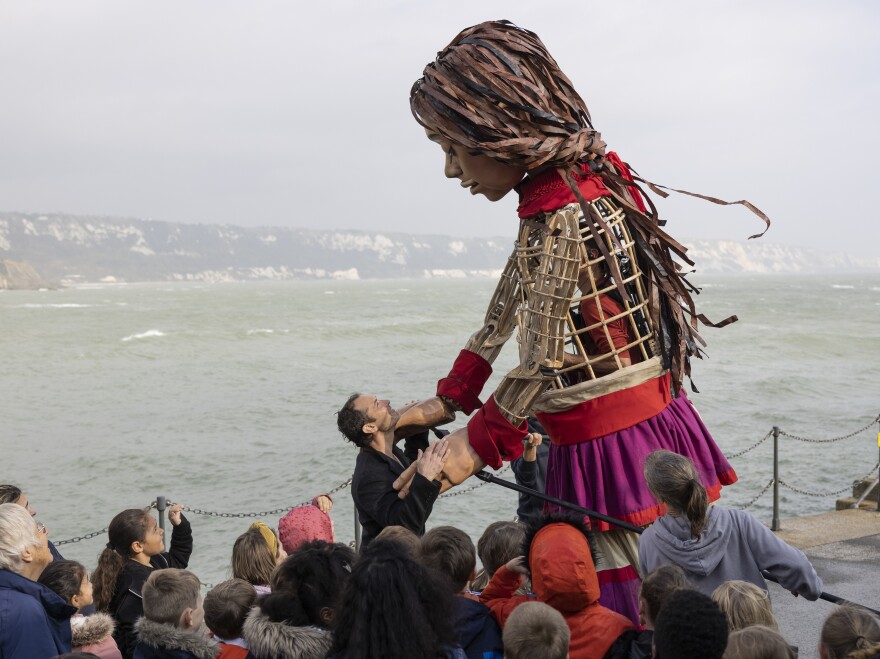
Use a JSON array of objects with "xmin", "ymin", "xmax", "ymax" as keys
[{"xmin": 481, "ymin": 523, "xmax": 633, "ymax": 659}]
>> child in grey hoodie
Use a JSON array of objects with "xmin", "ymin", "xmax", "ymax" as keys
[{"xmin": 638, "ymin": 450, "xmax": 822, "ymax": 600}]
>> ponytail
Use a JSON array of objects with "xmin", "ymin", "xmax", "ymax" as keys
[
  {"xmin": 821, "ymin": 605, "xmax": 880, "ymax": 659},
  {"xmin": 644, "ymin": 451, "xmax": 709, "ymax": 539},
  {"xmin": 91, "ymin": 508, "xmax": 151, "ymax": 612},
  {"xmin": 847, "ymin": 644, "xmax": 880, "ymax": 659},
  {"xmin": 92, "ymin": 546, "xmax": 126, "ymax": 611},
  {"xmin": 685, "ymin": 478, "xmax": 709, "ymax": 539}
]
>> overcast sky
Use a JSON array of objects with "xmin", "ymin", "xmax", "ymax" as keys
[{"xmin": 1, "ymin": 1, "xmax": 877, "ymax": 257}]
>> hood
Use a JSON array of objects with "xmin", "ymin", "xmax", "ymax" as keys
[
  {"xmin": 529, "ymin": 524, "xmax": 599, "ymax": 613},
  {"xmin": 0, "ymin": 568, "xmax": 77, "ymax": 620},
  {"xmin": 454, "ymin": 596, "xmax": 496, "ymax": 648},
  {"xmin": 648, "ymin": 507, "xmax": 731, "ymax": 576},
  {"xmin": 134, "ymin": 618, "xmax": 218, "ymax": 659},
  {"xmin": 71, "ymin": 611, "xmax": 115, "ymax": 646},
  {"xmin": 242, "ymin": 607, "xmax": 332, "ymax": 659}
]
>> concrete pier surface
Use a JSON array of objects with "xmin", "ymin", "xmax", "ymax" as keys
[{"xmin": 767, "ymin": 509, "xmax": 880, "ymax": 659}]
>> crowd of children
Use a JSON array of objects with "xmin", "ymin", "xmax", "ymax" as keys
[{"xmin": 1, "ymin": 464, "xmax": 880, "ymax": 659}]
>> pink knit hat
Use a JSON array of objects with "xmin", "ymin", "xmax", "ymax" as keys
[{"xmin": 278, "ymin": 501, "xmax": 334, "ymax": 554}]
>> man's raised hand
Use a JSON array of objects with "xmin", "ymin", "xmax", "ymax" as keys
[
  {"xmin": 393, "ymin": 438, "xmax": 451, "ymax": 498},
  {"xmin": 416, "ymin": 437, "xmax": 450, "ymax": 482}
]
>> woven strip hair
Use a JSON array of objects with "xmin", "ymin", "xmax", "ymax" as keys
[{"xmin": 411, "ymin": 19, "xmax": 770, "ymax": 394}]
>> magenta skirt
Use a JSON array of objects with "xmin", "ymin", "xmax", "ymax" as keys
[{"xmin": 545, "ymin": 395, "xmax": 737, "ymax": 531}]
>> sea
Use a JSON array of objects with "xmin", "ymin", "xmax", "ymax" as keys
[{"xmin": 2, "ymin": 274, "xmax": 879, "ymax": 587}]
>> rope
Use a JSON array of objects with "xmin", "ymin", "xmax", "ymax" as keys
[{"xmin": 777, "ymin": 414, "xmax": 880, "ymax": 444}]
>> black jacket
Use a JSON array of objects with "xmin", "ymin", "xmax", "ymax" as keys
[
  {"xmin": 603, "ymin": 629, "xmax": 653, "ymax": 659},
  {"xmin": 352, "ymin": 445, "xmax": 441, "ymax": 546},
  {"xmin": 111, "ymin": 514, "xmax": 193, "ymax": 659}
]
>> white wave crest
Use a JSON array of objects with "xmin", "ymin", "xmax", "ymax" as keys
[
  {"xmin": 16, "ymin": 303, "xmax": 93, "ymax": 309},
  {"xmin": 121, "ymin": 330, "xmax": 166, "ymax": 342},
  {"xmin": 247, "ymin": 329, "xmax": 274, "ymax": 335},
  {"xmin": 830, "ymin": 284, "xmax": 855, "ymax": 289}
]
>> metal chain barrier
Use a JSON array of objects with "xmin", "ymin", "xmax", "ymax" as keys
[
  {"xmin": 777, "ymin": 414, "xmax": 880, "ymax": 444},
  {"xmin": 778, "ymin": 463, "xmax": 879, "ymax": 498},
  {"xmin": 47, "ymin": 413, "xmax": 880, "ymax": 546},
  {"xmin": 741, "ymin": 478, "xmax": 775, "ymax": 510},
  {"xmin": 728, "ymin": 430, "xmax": 773, "ymax": 459},
  {"xmin": 440, "ymin": 465, "xmax": 511, "ymax": 498},
  {"xmin": 52, "ymin": 481, "xmax": 353, "ymax": 545},
  {"xmin": 54, "ymin": 527, "xmax": 110, "ymax": 547},
  {"xmin": 173, "ymin": 479, "xmax": 352, "ymax": 518}
]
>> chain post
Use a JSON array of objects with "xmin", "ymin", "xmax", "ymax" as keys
[
  {"xmin": 156, "ymin": 496, "xmax": 167, "ymax": 532},
  {"xmin": 772, "ymin": 426, "xmax": 780, "ymax": 531}
]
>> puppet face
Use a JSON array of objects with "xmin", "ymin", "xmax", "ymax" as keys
[{"xmin": 426, "ymin": 129, "xmax": 525, "ymax": 201}]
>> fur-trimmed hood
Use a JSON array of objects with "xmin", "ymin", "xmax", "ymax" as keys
[
  {"xmin": 242, "ymin": 607, "xmax": 332, "ymax": 659},
  {"xmin": 72, "ymin": 612, "xmax": 115, "ymax": 647},
  {"xmin": 133, "ymin": 618, "xmax": 218, "ymax": 659}
]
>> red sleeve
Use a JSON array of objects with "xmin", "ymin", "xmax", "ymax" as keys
[
  {"xmin": 479, "ymin": 566, "xmax": 535, "ymax": 628},
  {"xmin": 437, "ymin": 349, "xmax": 493, "ymax": 415}
]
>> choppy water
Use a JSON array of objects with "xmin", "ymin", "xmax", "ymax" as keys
[{"xmin": 2, "ymin": 275, "xmax": 878, "ymax": 586}]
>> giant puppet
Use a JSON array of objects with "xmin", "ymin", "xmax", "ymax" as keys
[{"xmin": 402, "ymin": 21, "xmax": 769, "ymax": 622}]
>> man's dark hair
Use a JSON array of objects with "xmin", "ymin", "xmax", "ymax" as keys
[
  {"xmin": 421, "ymin": 526, "xmax": 476, "ymax": 593},
  {"xmin": 336, "ymin": 393, "xmax": 372, "ymax": 448},
  {"xmin": 653, "ymin": 589, "xmax": 728, "ymax": 659}
]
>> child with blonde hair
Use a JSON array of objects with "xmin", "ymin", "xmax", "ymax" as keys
[
  {"xmin": 231, "ymin": 521, "xmax": 286, "ymax": 597},
  {"xmin": 724, "ymin": 626, "xmax": 795, "ymax": 659},
  {"xmin": 712, "ymin": 581, "xmax": 779, "ymax": 633}
]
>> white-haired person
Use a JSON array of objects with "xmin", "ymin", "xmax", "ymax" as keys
[{"xmin": 0, "ymin": 502, "xmax": 76, "ymax": 656}]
